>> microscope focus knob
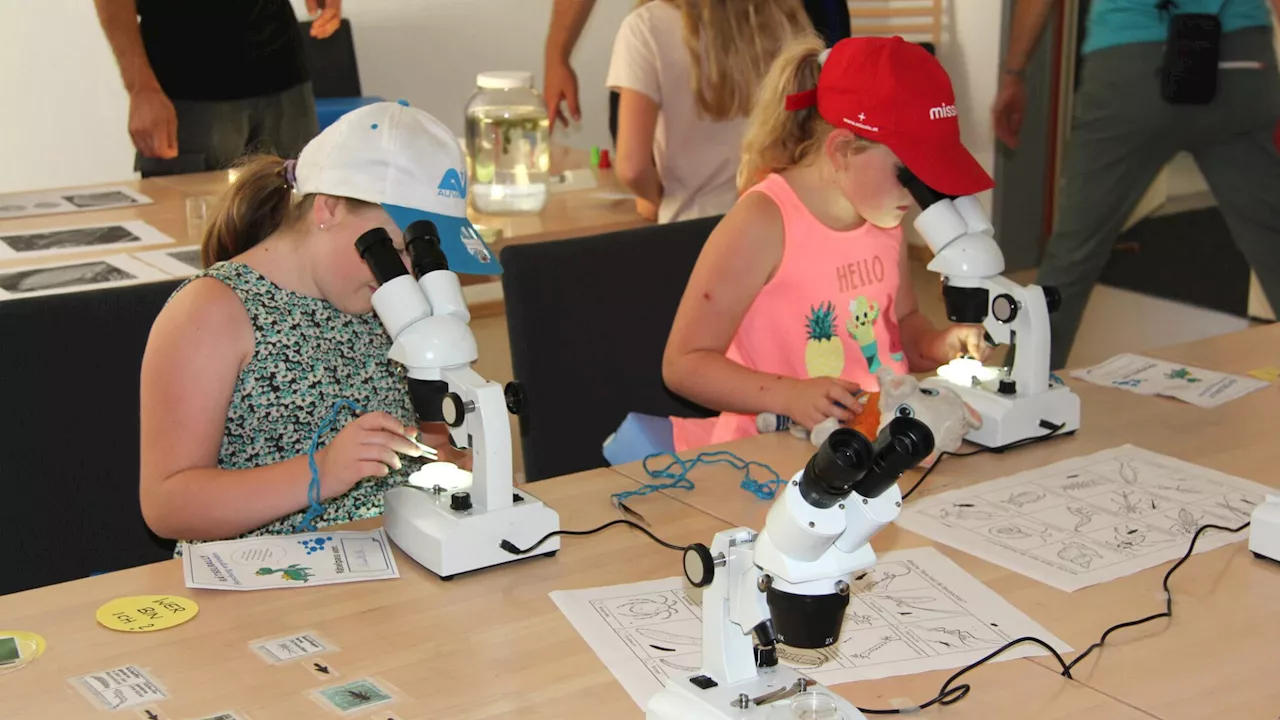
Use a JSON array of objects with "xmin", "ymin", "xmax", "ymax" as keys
[
  {"xmin": 442, "ymin": 393, "xmax": 467, "ymax": 428},
  {"xmin": 504, "ymin": 381, "xmax": 526, "ymax": 416},
  {"xmin": 1043, "ymin": 285, "xmax": 1063, "ymax": 313},
  {"xmin": 991, "ymin": 293, "xmax": 1018, "ymax": 323},
  {"xmin": 683, "ymin": 543, "xmax": 715, "ymax": 588},
  {"xmin": 450, "ymin": 491, "xmax": 472, "ymax": 512}
]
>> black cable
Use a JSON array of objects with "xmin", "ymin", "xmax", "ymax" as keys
[
  {"xmin": 901, "ymin": 420, "xmax": 1067, "ymax": 501},
  {"xmin": 854, "ymin": 519, "xmax": 1250, "ymax": 714},
  {"xmin": 500, "ymin": 519, "xmax": 688, "ymax": 556}
]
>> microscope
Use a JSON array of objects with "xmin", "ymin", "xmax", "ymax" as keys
[
  {"xmin": 899, "ymin": 167, "xmax": 1080, "ymax": 448},
  {"xmin": 356, "ymin": 221, "xmax": 560, "ymax": 580},
  {"xmin": 646, "ymin": 418, "xmax": 935, "ymax": 720}
]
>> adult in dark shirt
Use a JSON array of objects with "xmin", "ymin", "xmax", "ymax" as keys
[
  {"xmin": 94, "ymin": 0, "xmax": 341, "ymax": 178},
  {"xmin": 542, "ymin": 0, "xmax": 850, "ymax": 142}
]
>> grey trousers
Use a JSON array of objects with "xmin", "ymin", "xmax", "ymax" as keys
[
  {"xmin": 1037, "ymin": 27, "xmax": 1280, "ymax": 370},
  {"xmin": 135, "ymin": 82, "xmax": 319, "ymax": 178}
]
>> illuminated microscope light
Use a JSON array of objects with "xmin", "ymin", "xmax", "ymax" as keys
[
  {"xmin": 937, "ymin": 357, "xmax": 1002, "ymax": 388},
  {"xmin": 407, "ymin": 462, "xmax": 473, "ymax": 493}
]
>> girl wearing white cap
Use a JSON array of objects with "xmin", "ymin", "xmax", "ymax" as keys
[{"xmin": 139, "ymin": 101, "xmax": 497, "ymax": 551}]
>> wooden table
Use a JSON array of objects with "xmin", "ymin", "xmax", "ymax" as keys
[
  {"xmin": 0, "ymin": 465, "xmax": 1155, "ymax": 719},
  {"xmin": 612, "ymin": 324, "xmax": 1280, "ymax": 719},
  {"xmin": 0, "ymin": 146, "xmax": 646, "ymax": 296}
]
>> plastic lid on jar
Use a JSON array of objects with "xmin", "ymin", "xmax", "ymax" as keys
[{"xmin": 477, "ymin": 71, "xmax": 535, "ymax": 90}]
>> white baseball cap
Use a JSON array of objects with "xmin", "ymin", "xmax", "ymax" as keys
[{"xmin": 294, "ymin": 99, "xmax": 499, "ymax": 276}]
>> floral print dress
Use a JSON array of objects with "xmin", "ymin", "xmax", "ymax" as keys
[{"xmin": 172, "ymin": 261, "xmax": 424, "ymax": 556}]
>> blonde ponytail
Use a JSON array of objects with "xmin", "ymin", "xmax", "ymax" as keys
[{"xmin": 737, "ymin": 35, "xmax": 828, "ymax": 192}]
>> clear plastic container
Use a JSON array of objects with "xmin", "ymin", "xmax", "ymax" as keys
[
  {"xmin": 790, "ymin": 691, "xmax": 841, "ymax": 720},
  {"xmin": 464, "ymin": 71, "xmax": 551, "ymax": 215}
]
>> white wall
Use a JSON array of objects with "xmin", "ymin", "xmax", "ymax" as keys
[
  {"xmin": 0, "ymin": 0, "xmax": 625, "ymax": 194},
  {"xmin": 2, "ymin": 1, "xmax": 999, "ymax": 196},
  {"xmin": 0, "ymin": 0, "xmax": 136, "ymax": 193},
  {"xmin": 284, "ymin": 0, "xmax": 627, "ymax": 150}
]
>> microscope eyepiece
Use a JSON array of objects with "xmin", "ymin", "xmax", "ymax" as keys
[
  {"xmin": 403, "ymin": 220, "xmax": 450, "ymax": 279},
  {"xmin": 849, "ymin": 416, "xmax": 935, "ymax": 500},
  {"xmin": 356, "ymin": 227, "xmax": 410, "ymax": 286},
  {"xmin": 896, "ymin": 165, "xmax": 953, "ymax": 211},
  {"xmin": 798, "ymin": 428, "xmax": 874, "ymax": 509}
]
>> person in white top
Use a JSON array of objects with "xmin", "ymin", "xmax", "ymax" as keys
[{"xmin": 606, "ymin": 0, "xmax": 813, "ymax": 224}]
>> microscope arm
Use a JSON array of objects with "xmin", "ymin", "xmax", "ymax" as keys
[
  {"xmin": 698, "ymin": 529, "xmax": 772, "ymax": 688},
  {"xmin": 439, "ymin": 365, "xmax": 513, "ymax": 513}
]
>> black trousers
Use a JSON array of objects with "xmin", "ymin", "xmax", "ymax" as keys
[{"xmin": 136, "ymin": 82, "xmax": 319, "ymax": 177}]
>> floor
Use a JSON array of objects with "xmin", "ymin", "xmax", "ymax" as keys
[{"xmin": 472, "ymin": 253, "xmax": 1256, "ymax": 482}]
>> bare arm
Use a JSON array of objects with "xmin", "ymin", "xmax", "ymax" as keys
[
  {"xmin": 94, "ymin": 0, "xmax": 158, "ymax": 93},
  {"xmin": 894, "ymin": 240, "xmax": 944, "ymax": 371},
  {"xmin": 139, "ymin": 279, "xmax": 315, "ymax": 539},
  {"xmin": 614, "ymin": 88, "xmax": 663, "ymax": 211},
  {"xmin": 1004, "ymin": 0, "xmax": 1059, "ymax": 74},
  {"xmin": 94, "ymin": 0, "xmax": 178, "ymax": 158},
  {"xmin": 662, "ymin": 193, "xmax": 796, "ymax": 414},
  {"xmin": 544, "ymin": 0, "xmax": 597, "ymax": 127},
  {"xmin": 140, "ymin": 280, "xmax": 418, "ymax": 540}
]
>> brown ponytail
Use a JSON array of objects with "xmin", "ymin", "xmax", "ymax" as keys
[
  {"xmin": 200, "ymin": 154, "xmax": 310, "ymax": 268},
  {"xmin": 736, "ymin": 34, "xmax": 876, "ymax": 192}
]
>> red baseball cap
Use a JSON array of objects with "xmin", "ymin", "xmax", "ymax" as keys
[{"xmin": 790, "ymin": 36, "xmax": 993, "ymax": 197}]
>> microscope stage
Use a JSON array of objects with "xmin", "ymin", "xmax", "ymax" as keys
[
  {"xmin": 382, "ymin": 484, "xmax": 560, "ymax": 581},
  {"xmin": 647, "ymin": 664, "xmax": 866, "ymax": 720}
]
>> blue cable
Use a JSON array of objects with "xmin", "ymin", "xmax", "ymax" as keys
[
  {"xmin": 301, "ymin": 399, "xmax": 364, "ymax": 532},
  {"xmin": 610, "ymin": 450, "xmax": 785, "ymax": 506}
]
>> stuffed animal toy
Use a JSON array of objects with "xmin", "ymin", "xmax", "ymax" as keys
[{"xmin": 756, "ymin": 368, "xmax": 980, "ymax": 467}]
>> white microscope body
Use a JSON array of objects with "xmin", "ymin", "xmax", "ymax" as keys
[
  {"xmin": 647, "ymin": 420, "xmax": 935, "ymax": 720},
  {"xmin": 358, "ymin": 223, "xmax": 560, "ymax": 580},
  {"xmin": 902, "ymin": 169, "xmax": 1081, "ymax": 447}
]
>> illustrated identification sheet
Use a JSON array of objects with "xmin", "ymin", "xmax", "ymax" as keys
[
  {"xmin": 896, "ymin": 445, "xmax": 1266, "ymax": 592},
  {"xmin": 551, "ymin": 547, "xmax": 1068, "ymax": 709},
  {"xmin": 182, "ymin": 529, "xmax": 399, "ymax": 590}
]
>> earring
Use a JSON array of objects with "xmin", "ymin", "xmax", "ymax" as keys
[{"xmin": 319, "ymin": 223, "xmax": 327, "ymax": 231}]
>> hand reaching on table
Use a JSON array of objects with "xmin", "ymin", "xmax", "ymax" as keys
[{"xmin": 129, "ymin": 86, "xmax": 178, "ymax": 159}]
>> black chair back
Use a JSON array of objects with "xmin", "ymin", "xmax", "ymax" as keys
[
  {"xmin": 0, "ymin": 280, "xmax": 184, "ymax": 595},
  {"xmin": 500, "ymin": 217, "xmax": 721, "ymax": 482},
  {"xmin": 298, "ymin": 19, "xmax": 363, "ymax": 98}
]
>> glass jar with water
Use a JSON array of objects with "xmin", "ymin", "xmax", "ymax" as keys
[{"xmin": 465, "ymin": 71, "xmax": 551, "ymax": 214}]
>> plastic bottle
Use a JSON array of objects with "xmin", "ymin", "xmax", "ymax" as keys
[{"xmin": 464, "ymin": 71, "xmax": 550, "ymax": 214}]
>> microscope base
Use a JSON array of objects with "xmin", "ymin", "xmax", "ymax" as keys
[
  {"xmin": 383, "ymin": 485, "xmax": 560, "ymax": 581},
  {"xmin": 946, "ymin": 382, "xmax": 1080, "ymax": 448},
  {"xmin": 646, "ymin": 665, "xmax": 866, "ymax": 720}
]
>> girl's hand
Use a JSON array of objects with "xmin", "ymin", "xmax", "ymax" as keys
[
  {"xmin": 781, "ymin": 377, "xmax": 864, "ymax": 430},
  {"xmin": 927, "ymin": 325, "xmax": 990, "ymax": 366},
  {"xmin": 316, "ymin": 412, "xmax": 422, "ymax": 498}
]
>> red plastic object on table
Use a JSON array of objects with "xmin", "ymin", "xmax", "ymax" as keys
[{"xmin": 598, "ymin": 149, "xmax": 612, "ymax": 169}]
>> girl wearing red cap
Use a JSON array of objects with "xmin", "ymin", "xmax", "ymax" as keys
[{"xmin": 661, "ymin": 34, "xmax": 991, "ymax": 451}]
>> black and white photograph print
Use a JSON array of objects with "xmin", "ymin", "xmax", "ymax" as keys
[
  {"xmin": 0, "ymin": 185, "xmax": 152, "ymax": 219},
  {"xmin": 0, "ymin": 221, "xmax": 174, "ymax": 259},
  {"xmin": 62, "ymin": 191, "xmax": 141, "ymax": 209},
  {"xmin": 0, "ymin": 255, "xmax": 169, "ymax": 300},
  {"xmin": 133, "ymin": 246, "xmax": 205, "ymax": 277}
]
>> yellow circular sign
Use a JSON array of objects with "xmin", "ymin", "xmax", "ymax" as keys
[
  {"xmin": 0, "ymin": 631, "xmax": 47, "ymax": 674},
  {"xmin": 96, "ymin": 595, "xmax": 199, "ymax": 633}
]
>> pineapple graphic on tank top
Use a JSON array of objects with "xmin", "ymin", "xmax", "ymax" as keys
[
  {"xmin": 804, "ymin": 301, "xmax": 844, "ymax": 377},
  {"xmin": 669, "ymin": 173, "xmax": 910, "ymax": 453}
]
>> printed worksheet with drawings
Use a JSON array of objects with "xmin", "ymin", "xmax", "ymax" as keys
[
  {"xmin": 896, "ymin": 445, "xmax": 1266, "ymax": 592},
  {"xmin": 1071, "ymin": 353, "xmax": 1267, "ymax": 408},
  {"xmin": 551, "ymin": 547, "xmax": 1068, "ymax": 710},
  {"xmin": 181, "ymin": 529, "xmax": 399, "ymax": 591}
]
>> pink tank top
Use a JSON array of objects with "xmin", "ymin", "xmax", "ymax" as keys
[{"xmin": 670, "ymin": 173, "xmax": 910, "ymax": 452}]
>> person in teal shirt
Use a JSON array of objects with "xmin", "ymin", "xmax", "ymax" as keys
[{"xmin": 994, "ymin": 0, "xmax": 1280, "ymax": 369}]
